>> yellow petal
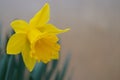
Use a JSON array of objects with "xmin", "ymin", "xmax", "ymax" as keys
[
  {"xmin": 10, "ymin": 20, "xmax": 29, "ymax": 33},
  {"xmin": 38, "ymin": 24, "xmax": 70, "ymax": 34},
  {"xmin": 27, "ymin": 28, "xmax": 46, "ymax": 44},
  {"xmin": 22, "ymin": 41, "xmax": 36, "ymax": 71},
  {"xmin": 30, "ymin": 3, "xmax": 50, "ymax": 26},
  {"xmin": 7, "ymin": 33, "xmax": 26, "ymax": 54}
]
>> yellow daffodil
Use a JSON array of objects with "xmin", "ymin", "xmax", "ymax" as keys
[{"xmin": 6, "ymin": 3, "xmax": 69, "ymax": 71}]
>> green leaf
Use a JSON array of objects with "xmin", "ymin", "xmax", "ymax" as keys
[
  {"xmin": 30, "ymin": 62, "xmax": 47, "ymax": 80},
  {"xmin": 12, "ymin": 54, "xmax": 25, "ymax": 80},
  {"xmin": 5, "ymin": 55, "xmax": 15, "ymax": 80},
  {"xmin": 58, "ymin": 54, "xmax": 71, "ymax": 80},
  {"xmin": 0, "ymin": 54, "xmax": 10, "ymax": 80},
  {"xmin": 46, "ymin": 60, "xmax": 58, "ymax": 80},
  {"xmin": 54, "ymin": 71, "xmax": 60, "ymax": 80}
]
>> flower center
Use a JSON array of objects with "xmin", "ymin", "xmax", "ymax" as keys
[{"xmin": 30, "ymin": 34, "xmax": 60, "ymax": 63}]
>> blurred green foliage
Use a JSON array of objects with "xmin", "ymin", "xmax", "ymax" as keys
[{"xmin": 0, "ymin": 24, "xmax": 71, "ymax": 80}]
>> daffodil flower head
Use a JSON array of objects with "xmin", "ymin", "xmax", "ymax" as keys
[{"xmin": 6, "ymin": 3, "xmax": 70, "ymax": 71}]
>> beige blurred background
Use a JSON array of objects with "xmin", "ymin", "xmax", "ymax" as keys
[{"xmin": 1, "ymin": 0, "xmax": 120, "ymax": 80}]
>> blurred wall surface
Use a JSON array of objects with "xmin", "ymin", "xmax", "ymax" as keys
[{"xmin": 0, "ymin": 0, "xmax": 120, "ymax": 80}]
